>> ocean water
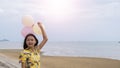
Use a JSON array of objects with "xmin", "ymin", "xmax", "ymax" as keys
[{"xmin": 0, "ymin": 41, "xmax": 120, "ymax": 60}]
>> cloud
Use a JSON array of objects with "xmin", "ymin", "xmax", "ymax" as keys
[
  {"xmin": 0, "ymin": 8, "xmax": 4, "ymax": 13},
  {"xmin": 92, "ymin": 2, "xmax": 120, "ymax": 18},
  {"xmin": 0, "ymin": 0, "xmax": 119, "ymax": 18},
  {"xmin": 0, "ymin": 1, "xmax": 29, "ymax": 15},
  {"xmin": 72, "ymin": 1, "xmax": 120, "ymax": 20},
  {"xmin": 94, "ymin": 0, "xmax": 120, "ymax": 4}
]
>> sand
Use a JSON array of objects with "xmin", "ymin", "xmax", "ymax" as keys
[{"xmin": 0, "ymin": 49, "xmax": 120, "ymax": 68}]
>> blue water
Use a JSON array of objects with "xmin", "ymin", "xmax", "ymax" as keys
[{"xmin": 0, "ymin": 41, "xmax": 120, "ymax": 60}]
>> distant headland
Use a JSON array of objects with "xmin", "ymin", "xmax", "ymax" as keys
[{"xmin": 0, "ymin": 39, "xmax": 9, "ymax": 42}]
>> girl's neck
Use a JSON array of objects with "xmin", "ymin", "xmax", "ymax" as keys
[{"xmin": 29, "ymin": 47, "xmax": 35, "ymax": 52}]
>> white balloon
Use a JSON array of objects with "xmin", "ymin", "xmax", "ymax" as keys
[{"xmin": 22, "ymin": 15, "xmax": 34, "ymax": 26}]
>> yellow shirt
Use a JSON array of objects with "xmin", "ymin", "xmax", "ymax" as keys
[{"xmin": 19, "ymin": 48, "xmax": 40, "ymax": 68}]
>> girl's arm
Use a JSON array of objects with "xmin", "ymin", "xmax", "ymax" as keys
[{"xmin": 37, "ymin": 22, "xmax": 48, "ymax": 50}]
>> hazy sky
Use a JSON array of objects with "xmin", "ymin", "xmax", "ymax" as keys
[{"xmin": 0, "ymin": 0, "xmax": 120, "ymax": 42}]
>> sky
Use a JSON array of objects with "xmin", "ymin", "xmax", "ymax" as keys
[{"xmin": 0, "ymin": 0, "xmax": 120, "ymax": 42}]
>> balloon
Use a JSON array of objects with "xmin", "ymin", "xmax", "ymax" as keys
[
  {"xmin": 32, "ymin": 23, "xmax": 42, "ymax": 35},
  {"xmin": 21, "ymin": 26, "xmax": 34, "ymax": 37},
  {"xmin": 22, "ymin": 15, "xmax": 34, "ymax": 26}
]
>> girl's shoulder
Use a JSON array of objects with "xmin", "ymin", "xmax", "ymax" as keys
[
  {"xmin": 20, "ymin": 49, "xmax": 31, "ymax": 54},
  {"xmin": 19, "ymin": 49, "xmax": 31, "ymax": 58},
  {"xmin": 35, "ymin": 46, "xmax": 40, "ymax": 53}
]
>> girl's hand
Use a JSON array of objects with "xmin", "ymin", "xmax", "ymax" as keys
[{"xmin": 37, "ymin": 22, "xmax": 43, "ymax": 28}]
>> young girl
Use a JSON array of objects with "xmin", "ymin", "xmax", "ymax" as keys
[{"xmin": 19, "ymin": 22, "xmax": 48, "ymax": 68}]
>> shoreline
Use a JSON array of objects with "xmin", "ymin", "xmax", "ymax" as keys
[
  {"xmin": 0, "ymin": 49, "xmax": 120, "ymax": 68},
  {"xmin": 0, "ymin": 49, "xmax": 119, "ymax": 60}
]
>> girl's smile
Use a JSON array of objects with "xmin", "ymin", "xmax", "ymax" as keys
[{"xmin": 26, "ymin": 36, "xmax": 36, "ymax": 47}]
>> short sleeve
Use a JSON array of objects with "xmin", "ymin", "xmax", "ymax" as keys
[{"xmin": 19, "ymin": 51, "xmax": 26, "ymax": 63}]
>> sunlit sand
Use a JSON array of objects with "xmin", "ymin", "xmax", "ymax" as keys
[{"xmin": 0, "ymin": 49, "xmax": 120, "ymax": 68}]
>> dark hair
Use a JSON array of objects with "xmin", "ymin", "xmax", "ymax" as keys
[{"xmin": 23, "ymin": 33, "xmax": 38, "ymax": 49}]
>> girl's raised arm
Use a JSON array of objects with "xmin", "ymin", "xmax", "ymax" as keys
[{"xmin": 37, "ymin": 22, "xmax": 48, "ymax": 50}]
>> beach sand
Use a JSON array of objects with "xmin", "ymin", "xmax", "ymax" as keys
[{"xmin": 0, "ymin": 49, "xmax": 120, "ymax": 68}]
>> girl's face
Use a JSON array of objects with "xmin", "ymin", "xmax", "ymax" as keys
[{"xmin": 26, "ymin": 36, "xmax": 36, "ymax": 48}]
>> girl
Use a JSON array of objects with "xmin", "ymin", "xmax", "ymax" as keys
[{"xmin": 19, "ymin": 22, "xmax": 48, "ymax": 68}]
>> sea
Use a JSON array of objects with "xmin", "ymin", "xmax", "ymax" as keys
[{"xmin": 0, "ymin": 41, "xmax": 120, "ymax": 60}]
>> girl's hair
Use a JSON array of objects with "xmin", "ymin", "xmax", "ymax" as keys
[{"xmin": 23, "ymin": 33, "xmax": 38, "ymax": 49}]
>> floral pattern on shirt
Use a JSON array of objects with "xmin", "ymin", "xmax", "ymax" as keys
[{"xmin": 19, "ymin": 48, "xmax": 40, "ymax": 68}]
